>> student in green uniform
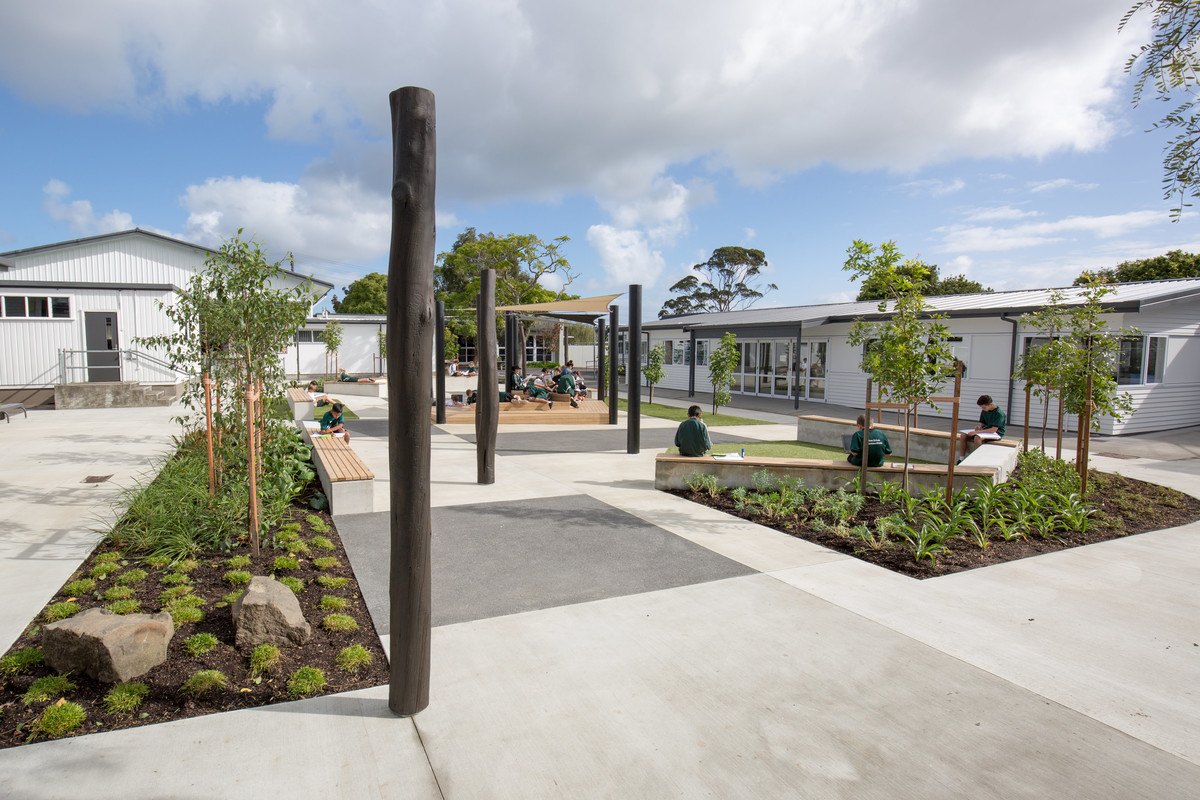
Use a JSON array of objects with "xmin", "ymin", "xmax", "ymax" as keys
[
  {"xmin": 555, "ymin": 367, "xmax": 582, "ymax": 407},
  {"xmin": 320, "ymin": 403, "xmax": 351, "ymax": 442},
  {"xmin": 674, "ymin": 405, "xmax": 713, "ymax": 457},
  {"xmin": 848, "ymin": 414, "xmax": 891, "ymax": 467},
  {"xmin": 958, "ymin": 395, "xmax": 1006, "ymax": 461}
]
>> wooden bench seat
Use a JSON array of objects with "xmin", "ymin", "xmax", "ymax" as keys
[
  {"xmin": 0, "ymin": 402, "xmax": 27, "ymax": 423},
  {"xmin": 310, "ymin": 436, "xmax": 374, "ymax": 514},
  {"xmin": 655, "ymin": 453, "xmax": 1000, "ymax": 494},
  {"xmin": 285, "ymin": 387, "xmax": 313, "ymax": 421}
]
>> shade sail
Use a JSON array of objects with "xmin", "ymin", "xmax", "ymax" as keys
[{"xmin": 495, "ymin": 293, "xmax": 624, "ymax": 323}]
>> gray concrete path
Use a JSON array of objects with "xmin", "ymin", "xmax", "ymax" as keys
[{"xmin": 2, "ymin": 397, "xmax": 1199, "ymax": 799}]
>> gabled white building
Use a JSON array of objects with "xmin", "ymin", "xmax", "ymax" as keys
[
  {"xmin": 640, "ymin": 280, "xmax": 1200, "ymax": 435},
  {"xmin": 0, "ymin": 229, "xmax": 332, "ymax": 406}
]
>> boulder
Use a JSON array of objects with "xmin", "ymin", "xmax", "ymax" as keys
[
  {"xmin": 232, "ymin": 576, "xmax": 311, "ymax": 649},
  {"xmin": 42, "ymin": 607, "xmax": 174, "ymax": 683}
]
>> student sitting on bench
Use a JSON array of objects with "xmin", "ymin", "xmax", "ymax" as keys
[
  {"xmin": 958, "ymin": 395, "xmax": 1006, "ymax": 462},
  {"xmin": 848, "ymin": 414, "xmax": 891, "ymax": 467},
  {"xmin": 319, "ymin": 402, "xmax": 351, "ymax": 442},
  {"xmin": 338, "ymin": 368, "xmax": 376, "ymax": 383},
  {"xmin": 674, "ymin": 405, "xmax": 712, "ymax": 457}
]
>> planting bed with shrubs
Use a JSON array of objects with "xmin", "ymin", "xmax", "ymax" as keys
[{"xmin": 672, "ymin": 449, "xmax": 1200, "ymax": 578}]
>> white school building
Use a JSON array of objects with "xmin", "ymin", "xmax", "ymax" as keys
[
  {"xmin": 639, "ymin": 280, "xmax": 1200, "ymax": 436},
  {"xmin": 0, "ymin": 229, "xmax": 332, "ymax": 406}
]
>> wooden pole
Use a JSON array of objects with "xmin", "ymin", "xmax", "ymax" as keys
[
  {"xmin": 859, "ymin": 378, "xmax": 871, "ymax": 493},
  {"xmin": 203, "ymin": 373, "xmax": 215, "ymax": 497},
  {"xmin": 597, "ymin": 317, "xmax": 607, "ymax": 403},
  {"xmin": 1023, "ymin": 384, "xmax": 1030, "ymax": 453},
  {"xmin": 476, "ymin": 269, "xmax": 498, "ymax": 484},
  {"xmin": 386, "ymin": 86, "xmax": 434, "ymax": 717},
  {"xmin": 435, "ymin": 301, "xmax": 446, "ymax": 424},
  {"xmin": 627, "ymin": 285, "xmax": 641, "ymax": 454},
  {"xmin": 608, "ymin": 305, "xmax": 618, "ymax": 426},
  {"xmin": 945, "ymin": 363, "xmax": 962, "ymax": 504},
  {"xmin": 245, "ymin": 382, "xmax": 260, "ymax": 557},
  {"xmin": 1056, "ymin": 387, "xmax": 1065, "ymax": 460}
]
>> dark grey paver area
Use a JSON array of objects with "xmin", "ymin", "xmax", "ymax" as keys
[
  {"xmin": 335, "ymin": 495, "xmax": 757, "ymax": 632},
  {"xmin": 349, "ymin": 418, "xmax": 453, "ymax": 437}
]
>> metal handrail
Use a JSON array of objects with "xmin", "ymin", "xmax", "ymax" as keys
[{"xmin": 56, "ymin": 349, "xmax": 194, "ymax": 385}]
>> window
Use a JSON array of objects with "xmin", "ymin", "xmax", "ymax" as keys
[
  {"xmin": 1, "ymin": 295, "xmax": 70, "ymax": 318},
  {"xmin": 696, "ymin": 340, "xmax": 708, "ymax": 366},
  {"xmin": 662, "ymin": 340, "xmax": 672, "ymax": 365},
  {"xmin": 1118, "ymin": 336, "xmax": 1167, "ymax": 385},
  {"xmin": 296, "ymin": 329, "xmax": 325, "ymax": 343}
]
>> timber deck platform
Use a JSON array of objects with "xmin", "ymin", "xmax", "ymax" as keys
[{"xmin": 436, "ymin": 397, "xmax": 612, "ymax": 425}]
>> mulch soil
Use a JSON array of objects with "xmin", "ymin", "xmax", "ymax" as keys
[
  {"xmin": 670, "ymin": 468, "xmax": 1200, "ymax": 579},
  {"xmin": 0, "ymin": 503, "xmax": 388, "ymax": 749}
]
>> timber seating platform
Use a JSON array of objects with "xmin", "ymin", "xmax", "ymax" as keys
[
  {"xmin": 309, "ymin": 435, "xmax": 374, "ymax": 514},
  {"xmin": 0, "ymin": 402, "xmax": 27, "ymax": 423},
  {"xmin": 285, "ymin": 387, "xmax": 314, "ymax": 421},
  {"xmin": 654, "ymin": 452, "xmax": 1006, "ymax": 494},
  {"xmin": 796, "ymin": 414, "xmax": 1020, "ymax": 463},
  {"xmin": 437, "ymin": 397, "xmax": 612, "ymax": 425}
]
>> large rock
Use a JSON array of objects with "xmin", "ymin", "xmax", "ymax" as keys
[
  {"xmin": 42, "ymin": 607, "xmax": 174, "ymax": 683},
  {"xmin": 232, "ymin": 576, "xmax": 311, "ymax": 649}
]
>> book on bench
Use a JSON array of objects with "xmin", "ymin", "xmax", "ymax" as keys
[{"xmin": 959, "ymin": 429, "xmax": 1000, "ymax": 440}]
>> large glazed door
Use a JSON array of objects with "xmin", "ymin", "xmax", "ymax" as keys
[{"xmin": 84, "ymin": 312, "xmax": 120, "ymax": 382}]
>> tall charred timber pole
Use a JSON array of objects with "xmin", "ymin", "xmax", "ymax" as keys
[
  {"xmin": 435, "ymin": 301, "xmax": 446, "ymax": 424},
  {"xmin": 608, "ymin": 305, "xmax": 619, "ymax": 425},
  {"xmin": 627, "ymin": 285, "xmax": 642, "ymax": 454},
  {"xmin": 476, "ymin": 269, "xmax": 498, "ymax": 483},
  {"xmin": 386, "ymin": 86, "xmax": 434, "ymax": 716},
  {"xmin": 597, "ymin": 317, "xmax": 607, "ymax": 403}
]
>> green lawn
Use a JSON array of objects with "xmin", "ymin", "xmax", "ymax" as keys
[
  {"xmin": 666, "ymin": 440, "xmax": 845, "ymax": 458},
  {"xmin": 268, "ymin": 396, "xmax": 361, "ymax": 421},
  {"xmin": 616, "ymin": 398, "xmax": 773, "ymax": 426}
]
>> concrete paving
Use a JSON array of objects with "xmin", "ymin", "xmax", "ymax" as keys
[{"xmin": 1, "ymin": 395, "xmax": 1199, "ymax": 798}]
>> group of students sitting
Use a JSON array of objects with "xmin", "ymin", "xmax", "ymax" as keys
[
  {"xmin": 846, "ymin": 394, "xmax": 1007, "ymax": 467},
  {"xmin": 447, "ymin": 360, "xmax": 476, "ymax": 376},
  {"xmin": 507, "ymin": 361, "xmax": 587, "ymax": 409}
]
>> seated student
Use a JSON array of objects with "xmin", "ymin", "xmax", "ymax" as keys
[
  {"xmin": 458, "ymin": 361, "xmax": 477, "ymax": 376},
  {"xmin": 465, "ymin": 388, "xmax": 477, "ymax": 405},
  {"xmin": 305, "ymin": 380, "xmax": 332, "ymax": 406},
  {"xmin": 848, "ymin": 414, "xmax": 891, "ymax": 468},
  {"xmin": 319, "ymin": 402, "xmax": 351, "ymax": 442},
  {"xmin": 524, "ymin": 373, "xmax": 553, "ymax": 408},
  {"xmin": 674, "ymin": 405, "xmax": 712, "ymax": 457},
  {"xmin": 445, "ymin": 394, "xmax": 465, "ymax": 407},
  {"xmin": 337, "ymin": 368, "xmax": 376, "ymax": 383},
  {"xmin": 958, "ymin": 395, "xmax": 1006, "ymax": 461},
  {"xmin": 554, "ymin": 366, "xmax": 583, "ymax": 407}
]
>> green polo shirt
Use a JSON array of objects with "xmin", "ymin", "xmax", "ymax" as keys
[
  {"xmin": 979, "ymin": 406, "xmax": 1006, "ymax": 437},
  {"xmin": 674, "ymin": 417, "xmax": 712, "ymax": 457},
  {"xmin": 848, "ymin": 428, "xmax": 891, "ymax": 467}
]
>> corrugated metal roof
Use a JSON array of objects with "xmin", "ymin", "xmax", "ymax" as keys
[{"xmin": 644, "ymin": 278, "xmax": 1200, "ymax": 330}]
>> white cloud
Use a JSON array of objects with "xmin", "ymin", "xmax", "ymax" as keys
[
  {"xmin": 1029, "ymin": 178, "xmax": 1099, "ymax": 193},
  {"xmin": 945, "ymin": 255, "xmax": 973, "ymax": 275},
  {"xmin": 42, "ymin": 179, "xmax": 133, "ymax": 234},
  {"xmin": 744, "ymin": 227, "xmax": 757, "ymax": 241},
  {"xmin": 963, "ymin": 205, "xmax": 1039, "ymax": 222},
  {"xmin": 902, "ymin": 178, "xmax": 966, "ymax": 197},
  {"xmin": 937, "ymin": 210, "xmax": 1168, "ymax": 253},
  {"xmin": 586, "ymin": 225, "xmax": 665, "ymax": 287},
  {"xmin": 0, "ymin": 0, "xmax": 1142, "ymax": 206}
]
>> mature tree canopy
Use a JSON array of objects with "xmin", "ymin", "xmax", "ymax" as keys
[
  {"xmin": 435, "ymin": 228, "xmax": 578, "ymax": 355},
  {"xmin": 1122, "ymin": 1, "xmax": 1200, "ymax": 218},
  {"xmin": 856, "ymin": 262, "xmax": 990, "ymax": 301},
  {"xmin": 1074, "ymin": 249, "xmax": 1200, "ymax": 284},
  {"xmin": 331, "ymin": 272, "xmax": 387, "ymax": 314},
  {"xmin": 659, "ymin": 246, "xmax": 777, "ymax": 318}
]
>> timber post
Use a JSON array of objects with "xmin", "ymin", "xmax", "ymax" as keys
[
  {"xmin": 385, "ymin": 86, "xmax": 434, "ymax": 717},
  {"xmin": 476, "ymin": 269, "xmax": 498, "ymax": 484},
  {"xmin": 627, "ymin": 285, "xmax": 641, "ymax": 454},
  {"xmin": 597, "ymin": 317, "xmax": 607, "ymax": 403},
  {"xmin": 1023, "ymin": 384, "xmax": 1030, "ymax": 453},
  {"xmin": 945, "ymin": 362, "xmax": 962, "ymax": 504},
  {"xmin": 203, "ymin": 373, "xmax": 215, "ymax": 497},
  {"xmin": 608, "ymin": 305, "xmax": 618, "ymax": 426},
  {"xmin": 435, "ymin": 301, "xmax": 446, "ymax": 424},
  {"xmin": 859, "ymin": 378, "xmax": 871, "ymax": 492}
]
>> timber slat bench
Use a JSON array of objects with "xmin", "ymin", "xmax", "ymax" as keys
[
  {"xmin": 0, "ymin": 402, "xmax": 27, "ymax": 423},
  {"xmin": 310, "ymin": 436, "xmax": 374, "ymax": 514},
  {"xmin": 796, "ymin": 414, "xmax": 1020, "ymax": 464},
  {"xmin": 285, "ymin": 387, "xmax": 314, "ymax": 421},
  {"xmin": 654, "ymin": 454, "xmax": 1000, "ymax": 494}
]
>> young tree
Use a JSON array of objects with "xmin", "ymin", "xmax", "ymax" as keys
[
  {"xmin": 659, "ymin": 247, "xmax": 777, "ymax": 318},
  {"xmin": 331, "ymin": 272, "xmax": 388, "ymax": 313},
  {"xmin": 843, "ymin": 240, "xmax": 955, "ymax": 486},
  {"xmin": 1014, "ymin": 294, "xmax": 1075, "ymax": 451},
  {"xmin": 857, "ymin": 262, "xmax": 990, "ymax": 301},
  {"xmin": 643, "ymin": 345, "xmax": 666, "ymax": 404},
  {"xmin": 707, "ymin": 332, "xmax": 740, "ymax": 415},
  {"xmin": 322, "ymin": 320, "xmax": 343, "ymax": 379},
  {"xmin": 1121, "ymin": 1, "xmax": 1200, "ymax": 218}
]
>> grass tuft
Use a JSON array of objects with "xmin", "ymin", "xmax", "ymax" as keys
[
  {"xmin": 94, "ymin": 552, "xmax": 121, "ymax": 564},
  {"xmin": 316, "ymin": 575, "xmax": 348, "ymax": 590},
  {"xmin": 278, "ymin": 576, "xmax": 304, "ymax": 595},
  {"xmin": 321, "ymin": 613, "xmax": 358, "ymax": 633},
  {"xmin": 180, "ymin": 669, "xmax": 229, "ymax": 696},
  {"xmin": 312, "ymin": 557, "xmax": 339, "ymax": 570},
  {"xmin": 0, "ymin": 648, "xmax": 44, "ymax": 678},
  {"xmin": 114, "ymin": 568, "xmax": 148, "ymax": 586},
  {"xmin": 44, "ymin": 602, "xmax": 80, "ymax": 622},
  {"xmin": 319, "ymin": 595, "xmax": 349, "ymax": 612},
  {"xmin": 144, "ymin": 555, "xmax": 172, "ymax": 569},
  {"xmin": 174, "ymin": 558, "xmax": 200, "ymax": 573},
  {"xmin": 62, "ymin": 578, "xmax": 97, "ymax": 596},
  {"xmin": 22, "ymin": 674, "xmax": 77, "ymax": 706},
  {"xmin": 102, "ymin": 682, "xmax": 150, "ymax": 715},
  {"xmin": 287, "ymin": 666, "xmax": 326, "ymax": 698},
  {"xmin": 223, "ymin": 590, "xmax": 244, "ymax": 604},
  {"xmin": 159, "ymin": 572, "xmax": 190, "ymax": 586},
  {"xmin": 103, "ymin": 585, "xmax": 134, "ymax": 601},
  {"xmin": 285, "ymin": 540, "xmax": 311, "ymax": 557},
  {"xmin": 309, "ymin": 536, "xmax": 334, "ymax": 551},
  {"xmin": 168, "ymin": 605, "xmax": 204, "ymax": 626},
  {"xmin": 225, "ymin": 555, "xmax": 252, "ymax": 568},
  {"xmin": 272, "ymin": 555, "xmax": 300, "ymax": 572},
  {"xmin": 158, "ymin": 585, "xmax": 194, "ymax": 604},
  {"xmin": 28, "ymin": 701, "xmax": 86, "ymax": 741},
  {"xmin": 184, "ymin": 632, "xmax": 219, "ymax": 656},
  {"xmin": 305, "ymin": 514, "xmax": 331, "ymax": 533},
  {"xmin": 249, "ymin": 643, "xmax": 281, "ymax": 677},
  {"xmin": 89, "ymin": 562, "xmax": 120, "ymax": 580},
  {"xmin": 336, "ymin": 644, "xmax": 373, "ymax": 674},
  {"xmin": 223, "ymin": 570, "xmax": 252, "ymax": 586},
  {"xmin": 106, "ymin": 598, "xmax": 142, "ymax": 615}
]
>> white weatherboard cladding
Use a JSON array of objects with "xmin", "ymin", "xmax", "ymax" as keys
[{"xmin": 13, "ymin": 235, "xmax": 204, "ymax": 286}]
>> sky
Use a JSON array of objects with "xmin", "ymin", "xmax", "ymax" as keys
[{"xmin": 2, "ymin": 0, "xmax": 1199, "ymax": 319}]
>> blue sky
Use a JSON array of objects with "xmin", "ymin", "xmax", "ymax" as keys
[{"xmin": 2, "ymin": 0, "xmax": 1198, "ymax": 318}]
